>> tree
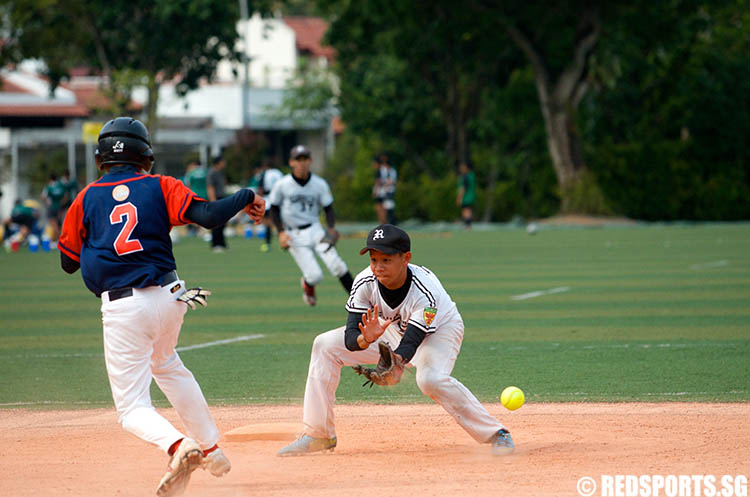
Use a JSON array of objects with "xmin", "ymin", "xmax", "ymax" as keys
[
  {"xmin": 482, "ymin": 2, "xmax": 604, "ymax": 213},
  {"xmin": 320, "ymin": 0, "xmax": 519, "ymax": 174},
  {"xmin": 1, "ymin": 0, "xmax": 274, "ymax": 129},
  {"xmin": 583, "ymin": 0, "xmax": 750, "ymax": 220}
]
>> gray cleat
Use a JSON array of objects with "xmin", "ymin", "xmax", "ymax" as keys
[
  {"xmin": 277, "ymin": 435, "xmax": 337, "ymax": 456},
  {"xmin": 491, "ymin": 429, "xmax": 515, "ymax": 455},
  {"xmin": 156, "ymin": 438, "xmax": 203, "ymax": 497}
]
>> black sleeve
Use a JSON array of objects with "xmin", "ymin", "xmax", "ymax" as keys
[
  {"xmin": 60, "ymin": 252, "xmax": 80, "ymax": 274},
  {"xmin": 185, "ymin": 189, "xmax": 254, "ymax": 229},
  {"xmin": 344, "ymin": 311, "xmax": 366, "ymax": 351},
  {"xmin": 393, "ymin": 324, "xmax": 428, "ymax": 363},
  {"xmin": 270, "ymin": 204, "xmax": 283, "ymax": 231},
  {"xmin": 324, "ymin": 204, "xmax": 336, "ymax": 229}
]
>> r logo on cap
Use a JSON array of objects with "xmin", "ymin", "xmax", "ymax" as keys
[{"xmin": 359, "ymin": 224, "xmax": 411, "ymax": 255}]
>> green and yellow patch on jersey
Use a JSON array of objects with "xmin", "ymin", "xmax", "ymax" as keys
[{"xmin": 423, "ymin": 306, "xmax": 437, "ymax": 326}]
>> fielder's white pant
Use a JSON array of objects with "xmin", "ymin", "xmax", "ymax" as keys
[
  {"xmin": 302, "ymin": 321, "xmax": 505, "ymax": 444},
  {"xmin": 101, "ymin": 279, "xmax": 220, "ymax": 453},
  {"xmin": 287, "ymin": 223, "xmax": 348, "ymax": 286}
]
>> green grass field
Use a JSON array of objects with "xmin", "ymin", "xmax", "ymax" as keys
[{"xmin": 1, "ymin": 222, "xmax": 749, "ymax": 409}]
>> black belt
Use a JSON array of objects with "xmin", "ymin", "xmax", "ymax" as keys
[
  {"xmin": 106, "ymin": 271, "xmax": 179, "ymax": 302},
  {"xmin": 291, "ymin": 223, "xmax": 311, "ymax": 230}
]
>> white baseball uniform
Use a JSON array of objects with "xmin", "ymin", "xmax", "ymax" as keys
[
  {"xmin": 102, "ymin": 279, "xmax": 220, "ymax": 452},
  {"xmin": 268, "ymin": 173, "xmax": 348, "ymax": 285},
  {"xmin": 260, "ymin": 168, "xmax": 283, "ymax": 212},
  {"xmin": 300, "ymin": 263, "xmax": 505, "ymax": 443}
]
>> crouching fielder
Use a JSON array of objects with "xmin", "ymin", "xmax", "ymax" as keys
[{"xmin": 277, "ymin": 224, "xmax": 514, "ymax": 456}]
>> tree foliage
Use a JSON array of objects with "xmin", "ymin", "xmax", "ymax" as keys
[
  {"xmin": 318, "ymin": 0, "xmax": 749, "ymax": 221},
  {"xmin": 1, "ymin": 0, "xmax": 269, "ymax": 128}
]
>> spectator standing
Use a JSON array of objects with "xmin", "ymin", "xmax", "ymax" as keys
[
  {"xmin": 456, "ymin": 162, "xmax": 477, "ymax": 230},
  {"xmin": 42, "ymin": 172, "xmax": 66, "ymax": 241},
  {"xmin": 372, "ymin": 156, "xmax": 387, "ymax": 224},
  {"xmin": 60, "ymin": 170, "xmax": 78, "ymax": 222},
  {"xmin": 206, "ymin": 156, "xmax": 228, "ymax": 252},
  {"xmin": 184, "ymin": 160, "xmax": 208, "ymax": 200},
  {"xmin": 374, "ymin": 154, "xmax": 397, "ymax": 225},
  {"xmin": 255, "ymin": 159, "xmax": 284, "ymax": 252},
  {"xmin": 183, "ymin": 160, "xmax": 209, "ymax": 238}
]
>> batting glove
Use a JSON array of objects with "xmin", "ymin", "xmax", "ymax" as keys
[{"xmin": 178, "ymin": 287, "xmax": 212, "ymax": 310}]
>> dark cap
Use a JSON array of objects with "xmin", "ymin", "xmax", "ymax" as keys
[
  {"xmin": 290, "ymin": 144, "xmax": 311, "ymax": 159},
  {"xmin": 359, "ymin": 224, "xmax": 411, "ymax": 255}
]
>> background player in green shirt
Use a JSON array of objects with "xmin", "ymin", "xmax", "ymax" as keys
[
  {"xmin": 456, "ymin": 162, "xmax": 477, "ymax": 230},
  {"xmin": 42, "ymin": 172, "xmax": 66, "ymax": 240}
]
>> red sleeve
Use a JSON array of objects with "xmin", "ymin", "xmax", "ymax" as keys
[
  {"xmin": 158, "ymin": 175, "xmax": 205, "ymax": 226},
  {"xmin": 57, "ymin": 188, "xmax": 89, "ymax": 262}
]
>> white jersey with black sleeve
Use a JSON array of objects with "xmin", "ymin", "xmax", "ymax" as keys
[
  {"xmin": 268, "ymin": 173, "xmax": 333, "ymax": 229},
  {"xmin": 345, "ymin": 264, "xmax": 462, "ymax": 336}
]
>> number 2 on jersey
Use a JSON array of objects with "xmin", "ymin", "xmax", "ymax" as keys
[{"xmin": 110, "ymin": 202, "xmax": 143, "ymax": 255}]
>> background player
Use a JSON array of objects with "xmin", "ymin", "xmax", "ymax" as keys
[
  {"xmin": 41, "ymin": 172, "xmax": 65, "ymax": 241},
  {"xmin": 269, "ymin": 144, "xmax": 354, "ymax": 305},
  {"xmin": 456, "ymin": 162, "xmax": 476, "ymax": 230},
  {"xmin": 60, "ymin": 169, "xmax": 78, "ymax": 224},
  {"xmin": 206, "ymin": 155, "xmax": 228, "ymax": 252},
  {"xmin": 254, "ymin": 159, "xmax": 283, "ymax": 252},
  {"xmin": 277, "ymin": 224, "xmax": 513, "ymax": 456},
  {"xmin": 57, "ymin": 117, "xmax": 265, "ymax": 496},
  {"xmin": 372, "ymin": 153, "xmax": 397, "ymax": 225}
]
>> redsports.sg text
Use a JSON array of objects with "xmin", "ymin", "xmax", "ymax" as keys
[{"xmin": 585, "ymin": 475, "xmax": 749, "ymax": 497}]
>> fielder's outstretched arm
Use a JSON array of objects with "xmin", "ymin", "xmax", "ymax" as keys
[
  {"xmin": 59, "ymin": 189, "xmax": 260, "ymax": 274},
  {"xmin": 185, "ymin": 189, "xmax": 257, "ymax": 229},
  {"xmin": 60, "ymin": 252, "xmax": 80, "ymax": 273}
]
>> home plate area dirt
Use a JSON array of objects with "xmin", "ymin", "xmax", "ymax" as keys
[{"xmin": 2, "ymin": 403, "xmax": 748, "ymax": 497}]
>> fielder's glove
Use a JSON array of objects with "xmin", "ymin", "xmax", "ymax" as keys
[
  {"xmin": 352, "ymin": 342, "xmax": 405, "ymax": 387},
  {"xmin": 178, "ymin": 287, "xmax": 212, "ymax": 310},
  {"xmin": 321, "ymin": 229, "xmax": 340, "ymax": 252}
]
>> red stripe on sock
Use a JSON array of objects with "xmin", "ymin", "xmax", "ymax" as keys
[
  {"xmin": 203, "ymin": 444, "xmax": 219, "ymax": 456},
  {"xmin": 168, "ymin": 438, "xmax": 183, "ymax": 456}
]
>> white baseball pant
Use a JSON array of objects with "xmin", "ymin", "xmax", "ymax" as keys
[
  {"xmin": 101, "ymin": 280, "xmax": 220, "ymax": 453},
  {"xmin": 301, "ymin": 320, "xmax": 505, "ymax": 443},
  {"xmin": 287, "ymin": 222, "xmax": 348, "ymax": 286}
]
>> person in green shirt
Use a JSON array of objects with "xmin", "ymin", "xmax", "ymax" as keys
[
  {"xmin": 42, "ymin": 173, "xmax": 66, "ymax": 240},
  {"xmin": 182, "ymin": 161, "xmax": 210, "ymax": 238},
  {"xmin": 184, "ymin": 161, "xmax": 208, "ymax": 200},
  {"xmin": 2, "ymin": 199, "xmax": 39, "ymax": 248},
  {"xmin": 60, "ymin": 170, "xmax": 78, "ymax": 221},
  {"xmin": 456, "ymin": 162, "xmax": 477, "ymax": 230}
]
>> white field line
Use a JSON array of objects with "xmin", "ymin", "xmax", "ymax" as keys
[
  {"xmin": 511, "ymin": 286, "xmax": 571, "ymax": 301},
  {"xmin": 4, "ymin": 334, "xmax": 265, "ymax": 359},
  {"xmin": 690, "ymin": 260, "xmax": 729, "ymax": 270},
  {"xmin": 501, "ymin": 342, "xmax": 737, "ymax": 352},
  {"xmin": 544, "ymin": 390, "xmax": 746, "ymax": 397},
  {"xmin": 176, "ymin": 334, "xmax": 265, "ymax": 351},
  {"xmin": 3, "ymin": 391, "xmax": 747, "ymax": 408}
]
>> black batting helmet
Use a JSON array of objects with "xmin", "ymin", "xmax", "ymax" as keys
[{"xmin": 95, "ymin": 117, "xmax": 154, "ymax": 171}]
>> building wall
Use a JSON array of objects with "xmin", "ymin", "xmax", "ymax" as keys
[{"xmin": 216, "ymin": 14, "xmax": 297, "ymax": 88}]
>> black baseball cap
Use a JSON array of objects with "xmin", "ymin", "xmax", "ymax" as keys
[
  {"xmin": 290, "ymin": 144, "xmax": 311, "ymax": 159},
  {"xmin": 359, "ymin": 224, "xmax": 411, "ymax": 255}
]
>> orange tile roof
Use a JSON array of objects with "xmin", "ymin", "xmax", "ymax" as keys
[
  {"xmin": 0, "ymin": 104, "xmax": 89, "ymax": 117},
  {"xmin": 283, "ymin": 17, "xmax": 336, "ymax": 61}
]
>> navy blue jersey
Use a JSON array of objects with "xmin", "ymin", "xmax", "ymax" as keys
[{"xmin": 59, "ymin": 168, "xmax": 201, "ymax": 296}]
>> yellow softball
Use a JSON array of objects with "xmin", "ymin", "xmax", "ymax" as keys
[{"xmin": 501, "ymin": 386, "xmax": 525, "ymax": 410}]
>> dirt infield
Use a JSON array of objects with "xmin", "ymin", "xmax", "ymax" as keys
[{"xmin": 3, "ymin": 403, "xmax": 748, "ymax": 497}]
